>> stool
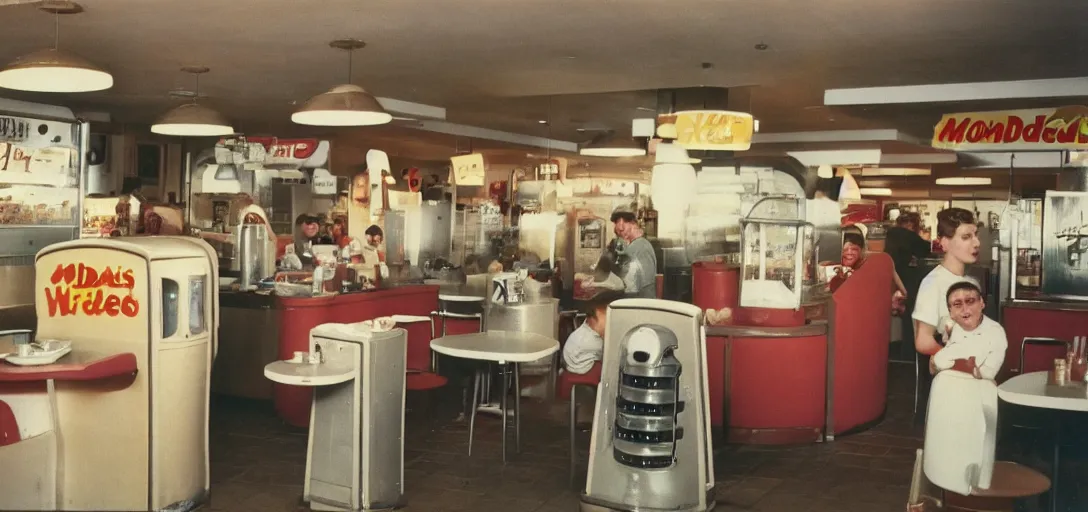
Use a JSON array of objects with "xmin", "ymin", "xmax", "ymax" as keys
[
  {"xmin": 0, "ymin": 399, "xmax": 19, "ymax": 447},
  {"xmin": 558, "ymin": 362, "xmax": 601, "ymax": 488},
  {"xmin": 907, "ymin": 449, "xmax": 1051, "ymax": 512}
]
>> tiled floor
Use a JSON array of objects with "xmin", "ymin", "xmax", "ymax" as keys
[{"xmin": 204, "ymin": 364, "xmax": 1084, "ymax": 511}]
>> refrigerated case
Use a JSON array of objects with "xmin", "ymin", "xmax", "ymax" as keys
[{"xmin": 0, "ymin": 98, "xmax": 87, "ymax": 313}]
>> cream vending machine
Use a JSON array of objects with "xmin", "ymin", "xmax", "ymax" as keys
[{"xmin": 12, "ymin": 237, "xmax": 217, "ymax": 511}]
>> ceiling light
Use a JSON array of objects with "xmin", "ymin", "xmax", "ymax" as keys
[
  {"xmin": 151, "ymin": 67, "xmax": 234, "ymax": 137},
  {"xmin": 859, "ymin": 167, "xmax": 932, "ymax": 177},
  {"xmin": 580, "ymin": 133, "xmax": 646, "ymax": 157},
  {"xmin": 538, "ymin": 119, "xmax": 548, "ymax": 124},
  {"xmin": 292, "ymin": 84, "xmax": 392, "ymax": 126},
  {"xmin": 817, "ymin": 165, "xmax": 834, "ymax": 178},
  {"xmin": 935, "ymin": 177, "xmax": 992, "ymax": 186},
  {"xmin": 293, "ymin": 39, "xmax": 391, "ymax": 127},
  {"xmin": 0, "ymin": 2, "xmax": 113, "ymax": 93},
  {"xmin": 860, "ymin": 187, "xmax": 893, "ymax": 196}
]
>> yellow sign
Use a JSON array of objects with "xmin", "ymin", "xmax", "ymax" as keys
[
  {"xmin": 932, "ymin": 106, "xmax": 1088, "ymax": 151},
  {"xmin": 658, "ymin": 110, "xmax": 754, "ymax": 151},
  {"xmin": 450, "ymin": 153, "xmax": 485, "ymax": 186}
]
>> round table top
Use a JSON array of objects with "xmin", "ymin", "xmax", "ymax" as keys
[
  {"xmin": 264, "ymin": 361, "xmax": 355, "ymax": 387},
  {"xmin": 998, "ymin": 371, "xmax": 1088, "ymax": 412},
  {"xmin": 430, "ymin": 331, "xmax": 559, "ymax": 363}
]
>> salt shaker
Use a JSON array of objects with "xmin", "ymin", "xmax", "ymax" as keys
[{"xmin": 1053, "ymin": 358, "xmax": 1068, "ymax": 386}]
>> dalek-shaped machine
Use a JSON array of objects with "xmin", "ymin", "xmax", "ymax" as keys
[{"xmin": 581, "ymin": 299, "xmax": 715, "ymax": 512}]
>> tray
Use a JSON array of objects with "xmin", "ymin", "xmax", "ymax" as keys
[{"xmin": 4, "ymin": 347, "xmax": 72, "ymax": 366}]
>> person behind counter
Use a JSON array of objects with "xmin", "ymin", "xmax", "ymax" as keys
[
  {"xmin": 362, "ymin": 224, "xmax": 386, "ymax": 263},
  {"xmin": 913, "ymin": 207, "xmax": 981, "ymax": 357},
  {"xmin": 610, "ymin": 210, "xmax": 657, "ymax": 299},
  {"xmin": 294, "ymin": 214, "xmax": 333, "ymax": 267},
  {"xmin": 884, "ymin": 212, "xmax": 932, "ymax": 360},
  {"xmin": 830, "ymin": 230, "xmax": 908, "ymax": 312}
]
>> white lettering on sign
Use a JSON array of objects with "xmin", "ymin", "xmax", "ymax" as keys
[{"xmin": 0, "ymin": 117, "xmax": 31, "ymax": 142}]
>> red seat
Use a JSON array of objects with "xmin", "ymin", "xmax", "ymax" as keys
[
  {"xmin": 557, "ymin": 363, "xmax": 602, "ymax": 400},
  {"xmin": 0, "ymin": 399, "xmax": 20, "ymax": 447},
  {"xmin": 406, "ymin": 371, "xmax": 448, "ymax": 391},
  {"xmin": 1020, "ymin": 337, "xmax": 1069, "ymax": 374}
]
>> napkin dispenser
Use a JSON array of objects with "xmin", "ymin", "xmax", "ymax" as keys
[{"xmin": 491, "ymin": 270, "xmax": 527, "ymax": 305}]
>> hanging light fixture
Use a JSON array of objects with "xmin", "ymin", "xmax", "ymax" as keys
[
  {"xmin": 151, "ymin": 67, "xmax": 234, "ymax": 137},
  {"xmin": 579, "ymin": 131, "xmax": 646, "ymax": 157},
  {"xmin": 0, "ymin": 1, "xmax": 113, "ymax": 93},
  {"xmin": 292, "ymin": 39, "xmax": 392, "ymax": 127},
  {"xmin": 935, "ymin": 177, "xmax": 992, "ymax": 186}
]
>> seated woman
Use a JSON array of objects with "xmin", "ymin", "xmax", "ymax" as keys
[{"xmin": 830, "ymin": 231, "xmax": 909, "ymax": 313}]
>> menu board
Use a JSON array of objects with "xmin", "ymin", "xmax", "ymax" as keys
[{"xmin": 0, "ymin": 115, "xmax": 80, "ymax": 226}]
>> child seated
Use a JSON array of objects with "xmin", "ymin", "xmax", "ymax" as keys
[
  {"xmin": 933, "ymin": 281, "xmax": 1006, "ymax": 380},
  {"xmin": 564, "ymin": 254, "xmax": 625, "ymax": 374}
]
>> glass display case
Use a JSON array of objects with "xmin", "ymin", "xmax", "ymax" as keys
[{"xmin": 738, "ymin": 197, "xmax": 822, "ymax": 310}]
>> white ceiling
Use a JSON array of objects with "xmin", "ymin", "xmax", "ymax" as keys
[{"xmin": 0, "ymin": 0, "xmax": 1086, "ymax": 151}]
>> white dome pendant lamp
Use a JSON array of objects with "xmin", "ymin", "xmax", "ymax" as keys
[
  {"xmin": 0, "ymin": 1, "xmax": 113, "ymax": 93},
  {"xmin": 292, "ymin": 39, "xmax": 392, "ymax": 127},
  {"xmin": 151, "ymin": 67, "xmax": 235, "ymax": 137}
]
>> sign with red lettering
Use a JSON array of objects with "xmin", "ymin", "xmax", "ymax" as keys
[
  {"xmin": 932, "ymin": 106, "xmax": 1088, "ymax": 151},
  {"xmin": 214, "ymin": 136, "xmax": 329, "ymax": 168},
  {"xmin": 43, "ymin": 263, "xmax": 140, "ymax": 318}
]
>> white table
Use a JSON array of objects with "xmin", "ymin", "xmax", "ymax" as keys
[
  {"xmin": 430, "ymin": 331, "xmax": 559, "ymax": 463},
  {"xmin": 998, "ymin": 371, "xmax": 1087, "ymax": 512}
]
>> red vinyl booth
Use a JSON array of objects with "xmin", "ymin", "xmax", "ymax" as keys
[{"xmin": 827, "ymin": 252, "xmax": 893, "ymax": 436}]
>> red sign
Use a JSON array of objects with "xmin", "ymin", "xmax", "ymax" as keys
[
  {"xmin": 243, "ymin": 137, "xmax": 320, "ymax": 160},
  {"xmin": 44, "ymin": 263, "xmax": 140, "ymax": 318},
  {"xmin": 932, "ymin": 107, "xmax": 1088, "ymax": 151}
]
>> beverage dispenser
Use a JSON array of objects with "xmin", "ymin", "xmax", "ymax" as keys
[
  {"xmin": 581, "ymin": 299, "xmax": 715, "ymax": 512},
  {"xmin": 264, "ymin": 323, "xmax": 407, "ymax": 511}
]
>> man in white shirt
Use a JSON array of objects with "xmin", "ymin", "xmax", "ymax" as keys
[
  {"xmin": 611, "ymin": 210, "xmax": 657, "ymax": 299},
  {"xmin": 933, "ymin": 282, "xmax": 1006, "ymax": 380}
]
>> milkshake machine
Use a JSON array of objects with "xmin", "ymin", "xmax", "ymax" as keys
[{"xmin": 581, "ymin": 299, "xmax": 715, "ymax": 512}]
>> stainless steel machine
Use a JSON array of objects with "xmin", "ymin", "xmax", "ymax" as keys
[
  {"xmin": 263, "ymin": 323, "xmax": 406, "ymax": 511},
  {"xmin": 581, "ymin": 299, "xmax": 715, "ymax": 512}
]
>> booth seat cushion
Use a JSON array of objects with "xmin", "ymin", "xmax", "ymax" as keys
[
  {"xmin": 0, "ymin": 399, "xmax": 19, "ymax": 447},
  {"xmin": 406, "ymin": 372, "xmax": 447, "ymax": 391}
]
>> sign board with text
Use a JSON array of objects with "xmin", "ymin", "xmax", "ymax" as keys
[
  {"xmin": 658, "ymin": 110, "xmax": 754, "ymax": 151},
  {"xmin": 932, "ymin": 106, "xmax": 1088, "ymax": 151}
]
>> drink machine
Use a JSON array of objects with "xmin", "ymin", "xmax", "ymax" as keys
[
  {"xmin": 581, "ymin": 299, "xmax": 715, "ymax": 512},
  {"xmin": 0, "ymin": 237, "xmax": 217, "ymax": 511},
  {"xmin": 264, "ymin": 323, "xmax": 407, "ymax": 511}
]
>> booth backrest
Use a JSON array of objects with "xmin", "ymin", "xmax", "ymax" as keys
[{"xmin": 830, "ymin": 251, "xmax": 893, "ymax": 434}]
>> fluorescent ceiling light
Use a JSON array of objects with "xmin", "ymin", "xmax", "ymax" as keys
[
  {"xmin": 859, "ymin": 167, "xmax": 931, "ymax": 177},
  {"xmin": 860, "ymin": 187, "xmax": 893, "ymax": 196},
  {"xmin": 935, "ymin": 177, "xmax": 992, "ymax": 186},
  {"xmin": 817, "ymin": 165, "xmax": 833, "ymax": 178},
  {"xmin": 825, "ymin": 77, "xmax": 1088, "ymax": 106}
]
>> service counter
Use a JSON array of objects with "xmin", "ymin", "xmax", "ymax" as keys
[
  {"xmin": 1000, "ymin": 299, "xmax": 1088, "ymax": 381},
  {"xmin": 214, "ymin": 285, "xmax": 441, "ymax": 428},
  {"xmin": 702, "ymin": 252, "xmax": 896, "ymax": 445}
]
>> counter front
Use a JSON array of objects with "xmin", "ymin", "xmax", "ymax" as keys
[{"xmin": 1000, "ymin": 299, "xmax": 1088, "ymax": 380}]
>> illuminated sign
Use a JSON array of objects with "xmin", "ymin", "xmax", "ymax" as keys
[
  {"xmin": 44, "ymin": 263, "xmax": 140, "ymax": 318},
  {"xmin": 657, "ymin": 110, "xmax": 754, "ymax": 151},
  {"xmin": 932, "ymin": 106, "xmax": 1088, "ymax": 151}
]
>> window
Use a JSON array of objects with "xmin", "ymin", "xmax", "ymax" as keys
[
  {"xmin": 162, "ymin": 278, "xmax": 179, "ymax": 338},
  {"xmin": 189, "ymin": 276, "xmax": 205, "ymax": 335}
]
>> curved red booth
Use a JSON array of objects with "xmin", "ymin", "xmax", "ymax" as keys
[
  {"xmin": 274, "ymin": 286, "xmax": 439, "ymax": 428},
  {"xmin": 698, "ymin": 253, "xmax": 894, "ymax": 444}
]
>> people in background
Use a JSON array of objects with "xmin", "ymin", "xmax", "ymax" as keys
[
  {"xmin": 362, "ymin": 224, "xmax": 386, "ymax": 263},
  {"xmin": 913, "ymin": 207, "xmax": 981, "ymax": 357},
  {"xmin": 611, "ymin": 210, "xmax": 657, "ymax": 298},
  {"xmin": 294, "ymin": 214, "xmax": 332, "ymax": 266},
  {"xmin": 830, "ymin": 231, "xmax": 908, "ymax": 312},
  {"xmin": 932, "ymin": 281, "xmax": 1006, "ymax": 381},
  {"xmin": 563, "ymin": 289, "xmax": 624, "ymax": 375},
  {"xmin": 884, "ymin": 212, "xmax": 932, "ymax": 359}
]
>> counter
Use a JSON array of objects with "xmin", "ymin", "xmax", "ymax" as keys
[
  {"xmin": 702, "ymin": 252, "xmax": 895, "ymax": 444},
  {"xmin": 1000, "ymin": 299, "xmax": 1088, "ymax": 380},
  {"xmin": 213, "ymin": 285, "xmax": 440, "ymax": 428}
]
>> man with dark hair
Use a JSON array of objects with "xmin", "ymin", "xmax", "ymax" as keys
[
  {"xmin": 610, "ymin": 210, "xmax": 657, "ymax": 298},
  {"xmin": 885, "ymin": 211, "xmax": 932, "ymax": 360}
]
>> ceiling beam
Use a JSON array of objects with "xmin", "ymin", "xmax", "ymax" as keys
[
  {"xmin": 375, "ymin": 97, "xmax": 446, "ymax": 120},
  {"xmin": 824, "ymin": 77, "xmax": 1088, "ymax": 106},
  {"xmin": 411, "ymin": 120, "xmax": 579, "ymax": 152}
]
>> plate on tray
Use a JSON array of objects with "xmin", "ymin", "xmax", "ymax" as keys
[{"xmin": 5, "ymin": 347, "xmax": 72, "ymax": 366}]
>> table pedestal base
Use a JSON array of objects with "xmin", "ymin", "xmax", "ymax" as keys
[{"xmin": 467, "ymin": 363, "xmax": 521, "ymax": 464}]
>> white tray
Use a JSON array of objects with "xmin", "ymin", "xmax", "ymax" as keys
[
  {"xmin": 264, "ymin": 361, "xmax": 355, "ymax": 386},
  {"xmin": 4, "ymin": 347, "xmax": 72, "ymax": 366}
]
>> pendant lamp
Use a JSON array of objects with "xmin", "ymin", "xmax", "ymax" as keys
[
  {"xmin": 151, "ymin": 67, "xmax": 234, "ymax": 137},
  {"xmin": 292, "ymin": 39, "xmax": 392, "ymax": 127},
  {"xmin": 0, "ymin": 2, "xmax": 113, "ymax": 93},
  {"xmin": 579, "ymin": 132, "xmax": 646, "ymax": 157}
]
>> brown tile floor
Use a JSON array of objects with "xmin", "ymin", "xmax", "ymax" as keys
[{"xmin": 204, "ymin": 364, "xmax": 1084, "ymax": 512}]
